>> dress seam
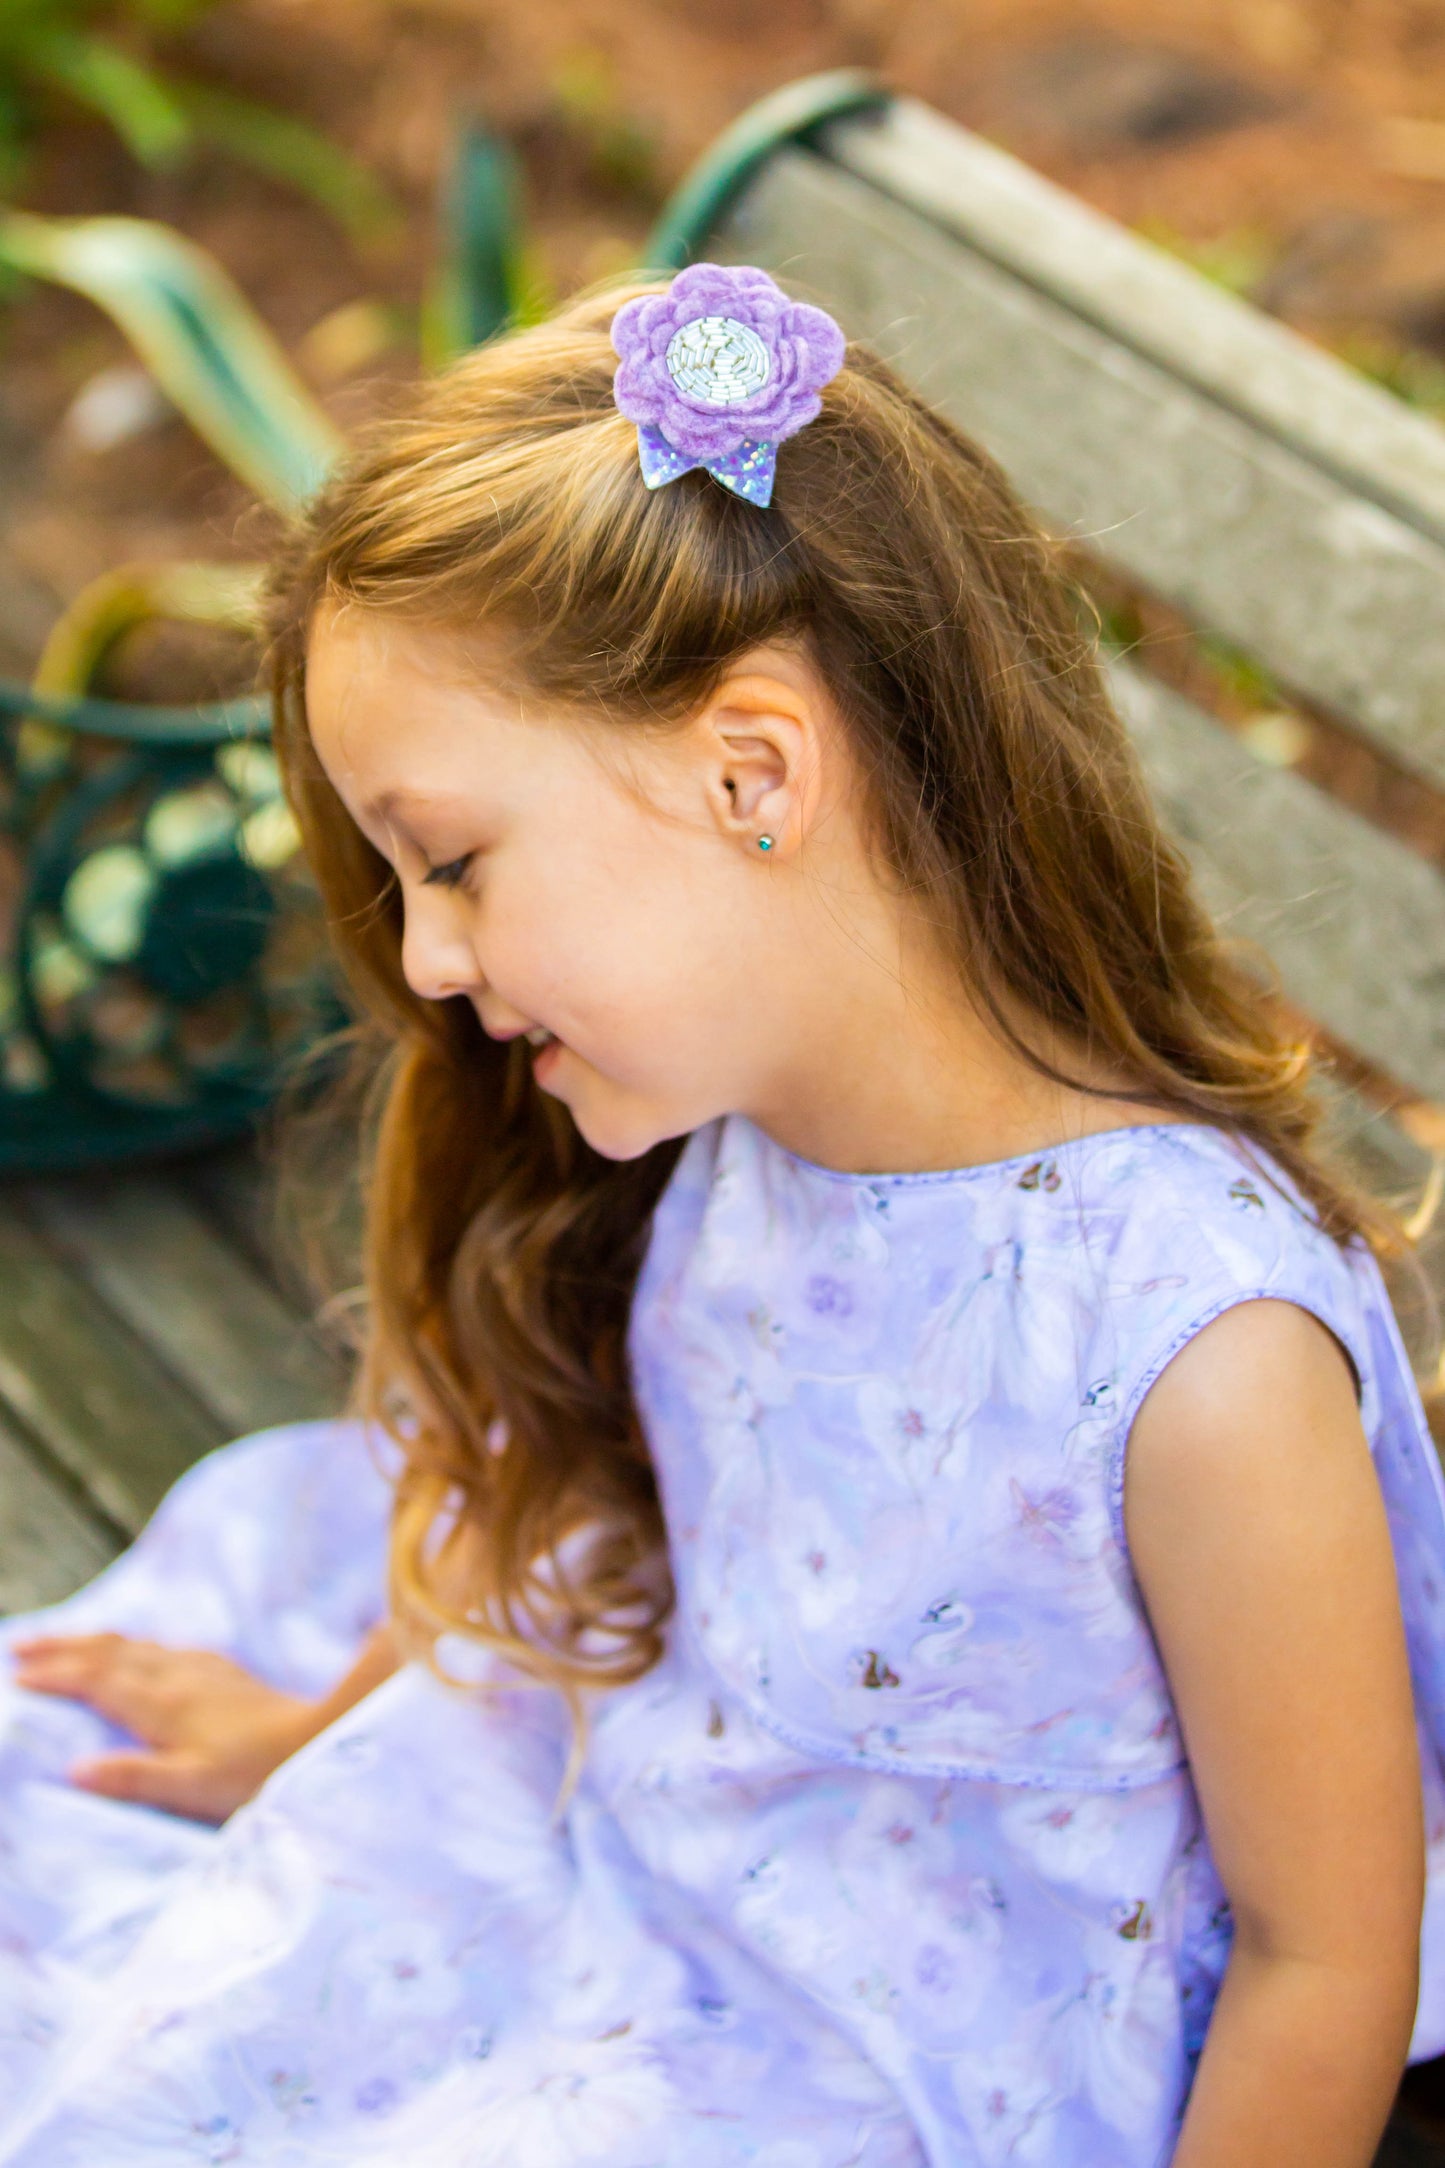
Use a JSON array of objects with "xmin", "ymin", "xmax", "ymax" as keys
[
  {"xmin": 758, "ymin": 1117, "xmax": 1213, "ymax": 1189},
  {"xmin": 699, "ymin": 1652, "xmax": 1189, "ymax": 1792}
]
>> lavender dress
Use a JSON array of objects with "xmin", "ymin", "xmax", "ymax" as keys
[{"xmin": 3, "ymin": 1116, "xmax": 1445, "ymax": 2167}]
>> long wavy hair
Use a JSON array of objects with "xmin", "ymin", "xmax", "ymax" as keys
[{"xmin": 264, "ymin": 281, "xmax": 1397, "ymax": 1697}]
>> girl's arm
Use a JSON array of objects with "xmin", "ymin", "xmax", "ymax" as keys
[
  {"xmin": 1127, "ymin": 1298, "xmax": 1424, "ymax": 2168},
  {"xmin": 11, "ymin": 1622, "xmax": 401, "ymax": 1824}
]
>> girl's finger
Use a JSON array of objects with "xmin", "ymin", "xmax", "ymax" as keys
[
  {"xmin": 71, "ymin": 1751, "xmax": 224, "ymax": 1824},
  {"xmin": 14, "ymin": 1641, "xmax": 123, "ymax": 1686},
  {"xmin": 15, "ymin": 1645, "xmax": 169, "ymax": 1738},
  {"xmin": 12, "ymin": 1632, "xmax": 127, "ymax": 1662},
  {"xmin": 13, "ymin": 1650, "xmax": 111, "ymax": 1695}
]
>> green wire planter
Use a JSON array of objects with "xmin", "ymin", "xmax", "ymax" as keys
[
  {"xmin": 0, "ymin": 676, "xmax": 342, "ymax": 1173},
  {"xmin": 0, "ymin": 73, "xmax": 886, "ymax": 1175}
]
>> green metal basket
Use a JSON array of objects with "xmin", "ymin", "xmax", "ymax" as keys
[{"xmin": 0, "ymin": 675, "xmax": 344, "ymax": 1172}]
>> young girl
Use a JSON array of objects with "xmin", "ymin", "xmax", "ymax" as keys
[{"xmin": 1, "ymin": 263, "xmax": 1443, "ymax": 2168}]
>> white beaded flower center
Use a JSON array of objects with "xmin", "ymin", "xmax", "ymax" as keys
[{"xmin": 664, "ymin": 316, "xmax": 770, "ymax": 406}]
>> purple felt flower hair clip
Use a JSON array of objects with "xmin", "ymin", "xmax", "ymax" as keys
[{"xmin": 611, "ymin": 262, "xmax": 846, "ymax": 509}]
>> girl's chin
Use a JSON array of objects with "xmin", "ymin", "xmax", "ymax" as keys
[{"xmin": 543, "ymin": 1063, "xmax": 694, "ymax": 1163}]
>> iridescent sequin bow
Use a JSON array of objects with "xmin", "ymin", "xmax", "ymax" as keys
[{"xmin": 610, "ymin": 263, "xmax": 846, "ymax": 509}]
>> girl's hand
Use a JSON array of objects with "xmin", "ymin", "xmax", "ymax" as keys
[{"xmin": 10, "ymin": 1633, "xmax": 321, "ymax": 1824}]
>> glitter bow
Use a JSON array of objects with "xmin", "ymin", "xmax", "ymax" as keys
[{"xmin": 610, "ymin": 263, "xmax": 846, "ymax": 508}]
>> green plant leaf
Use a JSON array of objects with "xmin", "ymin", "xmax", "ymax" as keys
[
  {"xmin": 170, "ymin": 79, "xmax": 401, "ymax": 247},
  {"xmin": 0, "ymin": 208, "xmax": 342, "ymax": 507},
  {"xmin": 422, "ymin": 117, "xmax": 525, "ymax": 368},
  {"xmin": 16, "ymin": 26, "xmax": 192, "ymax": 168}
]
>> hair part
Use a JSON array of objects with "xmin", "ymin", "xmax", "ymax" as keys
[{"xmin": 264, "ymin": 281, "xmax": 1403, "ymax": 1699}]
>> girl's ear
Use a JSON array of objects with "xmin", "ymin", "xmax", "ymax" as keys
[{"xmin": 698, "ymin": 669, "xmax": 819, "ymax": 860}]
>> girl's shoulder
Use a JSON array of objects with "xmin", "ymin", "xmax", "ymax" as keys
[
  {"xmin": 970, "ymin": 1116, "xmax": 1399, "ymax": 1456},
  {"xmin": 1045, "ymin": 1114, "xmax": 1364, "ymax": 1293}
]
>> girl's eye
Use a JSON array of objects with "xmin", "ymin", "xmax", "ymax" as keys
[{"xmin": 421, "ymin": 853, "xmax": 473, "ymax": 891}]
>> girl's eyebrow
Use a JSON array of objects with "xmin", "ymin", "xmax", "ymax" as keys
[
  {"xmin": 363, "ymin": 787, "xmax": 494, "ymax": 865},
  {"xmin": 371, "ymin": 786, "xmax": 438, "ymax": 825},
  {"xmin": 364, "ymin": 785, "xmax": 467, "ymax": 843}
]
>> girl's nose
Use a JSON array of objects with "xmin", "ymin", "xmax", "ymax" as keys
[{"xmin": 401, "ymin": 891, "xmax": 484, "ymax": 1005}]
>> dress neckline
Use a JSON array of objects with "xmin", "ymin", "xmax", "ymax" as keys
[{"xmin": 737, "ymin": 1113, "xmax": 1216, "ymax": 1189}]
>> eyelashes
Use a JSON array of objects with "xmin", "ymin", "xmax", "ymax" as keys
[{"xmin": 421, "ymin": 853, "xmax": 473, "ymax": 890}]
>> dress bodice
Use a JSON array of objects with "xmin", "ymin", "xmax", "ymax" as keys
[{"xmin": 628, "ymin": 1117, "xmax": 1444, "ymax": 1795}]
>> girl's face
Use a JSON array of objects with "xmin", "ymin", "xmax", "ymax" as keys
[{"xmin": 304, "ymin": 602, "xmax": 863, "ymax": 1163}]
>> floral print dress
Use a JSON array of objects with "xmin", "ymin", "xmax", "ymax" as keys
[{"xmin": 3, "ymin": 1116, "xmax": 1445, "ymax": 2167}]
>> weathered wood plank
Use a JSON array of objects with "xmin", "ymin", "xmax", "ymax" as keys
[
  {"xmin": 828, "ymin": 102, "xmax": 1445, "ymax": 547},
  {"xmin": 186, "ymin": 1138, "xmax": 363, "ymax": 1326},
  {"xmin": 23, "ymin": 1174, "xmax": 345, "ymax": 1442},
  {"xmin": 719, "ymin": 148, "xmax": 1445, "ymax": 790},
  {"xmin": 0, "ymin": 1200, "xmax": 217, "ymax": 1533},
  {"xmin": 1108, "ymin": 658, "xmax": 1445, "ymax": 1106},
  {"xmin": 1321, "ymin": 1090, "xmax": 1445, "ymax": 1377},
  {"xmin": 182, "ymin": 1146, "xmax": 285, "ymax": 1288},
  {"xmin": 0, "ymin": 1407, "xmax": 119, "ymax": 1616},
  {"xmin": 1105, "ymin": 661, "xmax": 1445, "ymax": 1343}
]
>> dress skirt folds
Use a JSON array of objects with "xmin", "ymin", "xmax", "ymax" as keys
[{"xmin": 4, "ymin": 1118, "xmax": 1445, "ymax": 2166}]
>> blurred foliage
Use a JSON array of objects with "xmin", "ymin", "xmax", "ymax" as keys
[
  {"xmin": 1194, "ymin": 630, "xmax": 1283, "ymax": 711},
  {"xmin": 0, "ymin": 207, "xmax": 342, "ymax": 508},
  {"xmin": 1090, "ymin": 587, "xmax": 1283, "ymax": 711},
  {"xmin": 1139, "ymin": 216, "xmax": 1445, "ymax": 425},
  {"xmin": 0, "ymin": 98, "xmax": 532, "ymax": 1165},
  {"xmin": 1135, "ymin": 217, "xmax": 1279, "ymax": 301},
  {"xmin": 0, "ymin": 0, "xmax": 398, "ymax": 245},
  {"xmin": 1080, "ymin": 509, "xmax": 1287, "ymax": 714},
  {"xmin": 0, "ymin": 0, "xmax": 206, "ymax": 185},
  {"xmin": 551, "ymin": 48, "xmax": 662, "ymax": 207},
  {"xmin": 1331, "ymin": 331, "xmax": 1445, "ymax": 421},
  {"xmin": 420, "ymin": 120, "xmax": 546, "ymax": 372}
]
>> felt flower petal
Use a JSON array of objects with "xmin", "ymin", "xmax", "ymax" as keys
[{"xmin": 612, "ymin": 265, "xmax": 844, "ymax": 471}]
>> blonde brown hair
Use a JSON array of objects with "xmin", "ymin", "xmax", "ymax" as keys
[{"xmin": 265, "ymin": 281, "xmax": 1393, "ymax": 1696}]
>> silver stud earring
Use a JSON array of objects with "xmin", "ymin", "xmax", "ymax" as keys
[{"xmin": 757, "ymin": 834, "xmax": 775, "ymax": 853}]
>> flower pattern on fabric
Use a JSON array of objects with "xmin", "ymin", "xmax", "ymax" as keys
[{"xmin": 4, "ymin": 1120, "xmax": 1445, "ymax": 2166}]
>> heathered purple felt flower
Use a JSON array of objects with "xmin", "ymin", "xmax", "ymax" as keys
[{"xmin": 611, "ymin": 263, "xmax": 846, "ymax": 508}]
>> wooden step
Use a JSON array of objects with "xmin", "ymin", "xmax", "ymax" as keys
[
  {"xmin": 0, "ymin": 1406, "xmax": 119, "ymax": 1617},
  {"xmin": 0, "ymin": 1197, "xmax": 218, "ymax": 1535},
  {"xmin": 24, "ymin": 1172, "xmax": 345, "ymax": 1442}
]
